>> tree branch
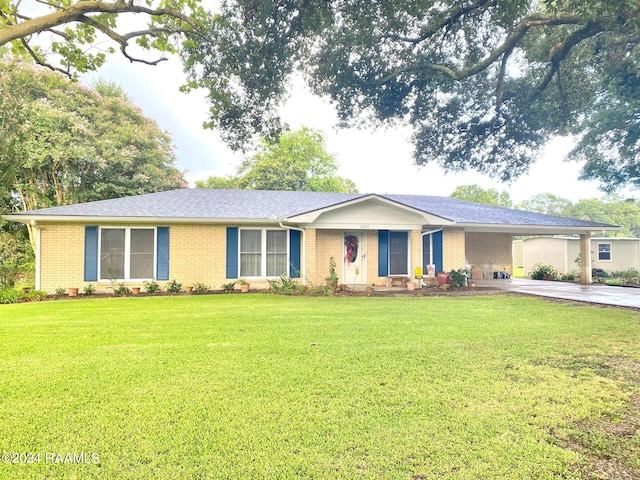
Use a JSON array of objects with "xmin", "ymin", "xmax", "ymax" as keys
[{"xmin": 0, "ymin": 1, "xmax": 199, "ymax": 46}]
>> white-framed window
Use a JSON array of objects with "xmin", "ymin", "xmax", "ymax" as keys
[
  {"xmin": 239, "ymin": 228, "xmax": 288, "ymax": 277},
  {"xmin": 99, "ymin": 227, "xmax": 156, "ymax": 280},
  {"xmin": 597, "ymin": 243, "xmax": 611, "ymax": 261}
]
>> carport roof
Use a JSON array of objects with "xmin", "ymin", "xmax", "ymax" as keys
[{"xmin": 4, "ymin": 188, "xmax": 618, "ymax": 233}]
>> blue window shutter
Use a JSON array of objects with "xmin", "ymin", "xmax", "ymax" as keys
[
  {"xmin": 289, "ymin": 230, "xmax": 301, "ymax": 278},
  {"xmin": 156, "ymin": 227, "xmax": 170, "ymax": 281},
  {"xmin": 226, "ymin": 227, "xmax": 239, "ymax": 279},
  {"xmin": 433, "ymin": 230, "xmax": 444, "ymax": 273},
  {"xmin": 84, "ymin": 226, "xmax": 98, "ymax": 282},
  {"xmin": 378, "ymin": 230, "xmax": 389, "ymax": 277}
]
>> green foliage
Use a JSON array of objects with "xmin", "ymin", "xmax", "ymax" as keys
[
  {"xmin": 267, "ymin": 275, "xmax": 301, "ymax": 295},
  {"xmin": 0, "ymin": 1, "xmax": 206, "ymax": 77},
  {"xmin": 187, "ymin": 1, "xmax": 640, "ymax": 191},
  {"xmin": 19, "ymin": 289, "xmax": 47, "ymax": 302},
  {"xmin": 143, "ymin": 280, "xmax": 162, "ymax": 293},
  {"xmin": 516, "ymin": 193, "xmax": 640, "ymax": 237},
  {"xmin": 0, "ymin": 230, "xmax": 34, "ymax": 287},
  {"xmin": 165, "ymin": 279, "xmax": 182, "ymax": 293},
  {"xmin": 53, "ymin": 287, "xmax": 66, "ymax": 298},
  {"xmin": 450, "ymin": 185, "xmax": 513, "ymax": 207},
  {"xmin": 530, "ymin": 263, "xmax": 558, "ymax": 280},
  {"xmin": 83, "ymin": 284, "xmax": 96, "ymax": 296},
  {"xmin": 0, "ymin": 59, "xmax": 186, "ymax": 246},
  {"xmin": 0, "ymin": 286, "xmax": 20, "ymax": 304},
  {"xmin": 192, "ymin": 282, "xmax": 209, "ymax": 294},
  {"xmin": 196, "ymin": 127, "xmax": 358, "ymax": 193},
  {"xmin": 448, "ymin": 269, "xmax": 468, "ymax": 287},
  {"xmin": 326, "ymin": 257, "xmax": 338, "ymax": 283},
  {"xmin": 113, "ymin": 283, "xmax": 131, "ymax": 296},
  {"xmin": 221, "ymin": 281, "xmax": 236, "ymax": 292}
]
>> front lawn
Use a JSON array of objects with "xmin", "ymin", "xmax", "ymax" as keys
[{"xmin": 1, "ymin": 295, "xmax": 639, "ymax": 479}]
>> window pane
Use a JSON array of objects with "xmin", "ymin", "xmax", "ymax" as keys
[
  {"xmin": 389, "ymin": 231, "xmax": 408, "ymax": 275},
  {"xmin": 100, "ymin": 229, "xmax": 125, "ymax": 279},
  {"xmin": 130, "ymin": 229, "xmax": 155, "ymax": 279},
  {"xmin": 266, "ymin": 231, "xmax": 287, "ymax": 276},
  {"xmin": 240, "ymin": 230, "xmax": 262, "ymax": 276},
  {"xmin": 598, "ymin": 244, "xmax": 611, "ymax": 261}
]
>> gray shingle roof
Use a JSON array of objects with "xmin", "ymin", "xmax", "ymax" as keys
[{"xmin": 8, "ymin": 188, "xmax": 616, "ymax": 229}]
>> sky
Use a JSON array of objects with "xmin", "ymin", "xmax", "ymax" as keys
[{"xmin": 86, "ymin": 55, "xmax": 616, "ymax": 204}]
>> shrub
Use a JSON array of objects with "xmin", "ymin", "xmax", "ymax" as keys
[
  {"xmin": 268, "ymin": 275, "xmax": 300, "ymax": 295},
  {"xmin": 20, "ymin": 290, "xmax": 47, "ymax": 302},
  {"xmin": 448, "ymin": 269, "xmax": 467, "ymax": 287},
  {"xmin": 0, "ymin": 287, "xmax": 20, "ymax": 304},
  {"xmin": 54, "ymin": 287, "xmax": 66, "ymax": 298},
  {"xmin": 143, "ymin": 280, "xmax": 162, "ymax": 293},
  {"xmin": 165, "ymin": 279, "xmax": 182, "ymax": 294},
  {"xmin": 529, "ymin": 263, "xmax": 558, "ymax": 280},
  {"xmin": 113, "ymin": 283, "xmax": 131, "ymax": 296},
  {"xmin": 221, "ymin": 281, "xmax": 236, "ymax": 292},
  {"xmin": 192, "ymin": 282, "xmax": 209, "ymax": 294},
  {"xmin": 83, "ymin": 284, "xmax": 96, "ymax": 296}
]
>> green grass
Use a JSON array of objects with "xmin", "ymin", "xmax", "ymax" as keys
[{"xmin": 1, "ymin": 295, "xmax": 639, "ymax": 479}]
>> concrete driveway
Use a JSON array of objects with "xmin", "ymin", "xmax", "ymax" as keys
[{"xmin": 479, "ymin": 278, "xmax": 640, "ymax": 309}]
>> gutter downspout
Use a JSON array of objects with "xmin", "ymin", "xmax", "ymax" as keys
[
  {"xmin": 31, "ymin": 220, "xmax": 41, "ymax": 291},
  {"xmin": 279, "ymin": 222, "xmax": 306, "ymax": 283}
]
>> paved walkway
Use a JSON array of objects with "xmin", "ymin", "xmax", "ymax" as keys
[{"xmin": 475, "ymin": 278, "xmax": 640, "ymax": 309}]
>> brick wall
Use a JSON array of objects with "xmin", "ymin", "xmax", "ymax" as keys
[
  {"xmin": 314, "ymin": 230, "xmax": 342, "ymax": 285},
  {"xmin": 465, "ymin": 232, "xmax": 513, "ymax": 274},
  {"xmin": 442, "ymin": 228, "xmax": 467, "ymax": 271},
  {"xmin": 38, "ymin": 223, "xmax": 85, "ymax": 293}
]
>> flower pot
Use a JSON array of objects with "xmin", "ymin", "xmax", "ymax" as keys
[
  {"xmin": 437, "ymin": 273, "xmax": 449, "ymax": 288},
  {"xmin": 185, "ymin": 286, "xmax": 193, "ymax": 293},
  {"xmin": 67, "ymin": 287, "xmax": 79, "ymax": 297},
  {"xmin": 132, "ymin": 287, "xmax": 141, "ymax": 295},
  {"xmin": 240, "ymin": 283, "xmax": 250, "ymax": 293},
  {"xmin": 407, "ymin": 281, "xmax": 416, "ymax": 291}
]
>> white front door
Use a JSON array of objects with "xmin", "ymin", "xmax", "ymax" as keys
[{"xmin": 343, "ymin": 231, "xmax": 366, "ymax": 284}]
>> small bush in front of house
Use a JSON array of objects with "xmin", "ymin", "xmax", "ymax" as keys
[
  {"xmin": 192, "ymin": 282, "xmax": 209, "ymax": 294},
  {"xmin": 529, "ymin": 263, "xmax": 558, "ymax": 280},
  {"xmin": 268, "ymin": 275, "xmax": 301, "ymax": 295},
  {"xmin": 113, "ymin": 283, "xmax": 131, "ymax": 296},
  {"xmin": 448, "ymin": 269, "xmax": 467, "ymax": 287},
  {"xmin": 165, "ymin": 279, "xmax": 182, "ymax": 294},
  {"xmin": 83, "ymin": 284, "xmax": 96, "ymax": 296},
  {"xmin": 221, "ymin": 281, "xmax": 236, "ymax": 292},
  {"xmin": 20, "ymin": 290, "xmax": 47, "ymax": 302},
  {"xmin": 54, "ymin": 287, "xmax": 67, "ymax": 298},
  {"xmin": 0, "ymin": 287, "xmax": 20, "ymax": 304},
  {"xmin": 143, "ymin": 280, "xmax": 162, "ymax": 293}
]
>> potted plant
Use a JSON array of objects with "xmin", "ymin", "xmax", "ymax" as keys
[
  {"xmin": 325, "ymin": 257, "xmax": 339, "ymax": 291},
  {"xmin": 238, "ymin": 278, "xmax": 250, "ymax": 292},
  {"xmin": 132, "ymin": 287, "xmax": 141, "ymax": 295},
  {"xmin": 67, "ymin": 287, "xmax": 79, "ymax": 297}
]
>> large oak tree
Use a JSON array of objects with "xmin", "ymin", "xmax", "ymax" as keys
[{"xmin": 186, "ymin": 0, "xmax": 640, "ymax": 192}]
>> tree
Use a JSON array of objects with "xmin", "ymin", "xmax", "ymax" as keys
[
  {"xmin": 0, "ymin": 59, "xmax": 186, "ymax": 245},
  {"xmin": 195, "ymin": 127, "xmax": 358, "ymax": 193},
  {"xmin": 185, "ymin": 1, "xmax": 640, "ymax": 192},
  {"xmin": 517, "ymin": 193, "xmax": 640, "ymax": 237},
  {"xmin": 516, "ymin": 193, "xmax": 574, "ymax": 216},
  {"xmin": 450, "ymin": 185, "xmax": 512, "ymax": 207},
  {"xmin": 0, "ymin": 0, "xmax": 206, "ymax": 76}
]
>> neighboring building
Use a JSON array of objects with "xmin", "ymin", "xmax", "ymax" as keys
[
  {"xmin": 514, "ymin": 236, "xmax": 640, "ymax": 276},
  {"xmin": 4, "ymin": 189, "xmax": 618, "ymax": 292}
]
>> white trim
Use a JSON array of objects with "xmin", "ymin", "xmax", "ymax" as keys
[
  {"xmin": 279, "ymin": 223, "xmax": 305, "ymax": 282},
  {"xmin": 597, "ymin": 242, "xmax": 612, "ymax": 262},
  {"xmin": 34, "ymin": 224, "xmax": 41, "ymax": 291}
]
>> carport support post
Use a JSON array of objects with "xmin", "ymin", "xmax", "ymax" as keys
[{"xmin": 579, "ymin": 233, "xmax": 592, "ymax": 285}]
